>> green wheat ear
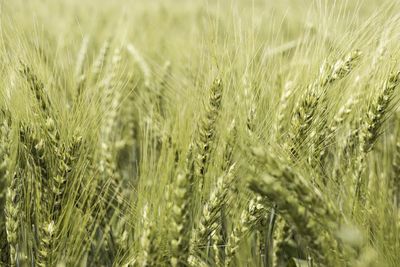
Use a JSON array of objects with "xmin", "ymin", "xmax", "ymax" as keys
[
  {"xmin": 0, "ymin": 114, "xmax": 18, "ymax": 267},
  {"xmin": 5, "ymin": 172, "xmax": 20, "ymax": 267},
  {"xmin": 194, "ymin": 78, "xmax": 223, "ymax": 191},
  {"xmin": 288, "ymin": 50, "xmax": 361, "ymax": 159},
  {"xmin": 137, "ymin": 204, "xmax": 159, "ymax": 267},
  {"xmin": 248, "ymin": 147, "xmax": 343, "ymax": 266},
  {"xmin": 224, "ymin": 196, "xmax": 268, "ymax": 267},
  {"xmin": 91, "ymin": 40, "xmax": 111, "ymax": 84},
  {"xmin": 362, "ymin": 71, "xmax": 400, "ymax": 153},
  {"xmin": 191, "ymin": 164, "xmax": 235, "ymax": 261},
  {"xmin": 19, "ymin": 62, "xmax": 51, "ymax": 114},
  {"xmin": 75, "ymin": 35, "xmax": 90, "ymax": 98},
  {"xmin": 353, "ymin": 71, "xmax": 400, "ymax": 208},
  {"xmin": 169, "ymin": 172, "xmax": 194, "ymax": 267}
]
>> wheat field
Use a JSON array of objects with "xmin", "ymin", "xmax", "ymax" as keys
[{"xmin": 0, "ymin": 0, "xmax": 399, "ymax": 266}]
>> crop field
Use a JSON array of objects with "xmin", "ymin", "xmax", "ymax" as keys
[{"xmin": 0, "ymin": 0, "xmax": 399, "ymax": 266}]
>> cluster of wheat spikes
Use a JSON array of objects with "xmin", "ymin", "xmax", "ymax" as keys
[{"xmin": 1, "ymin": 0, "xmax": 400, "ymax": 266}]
